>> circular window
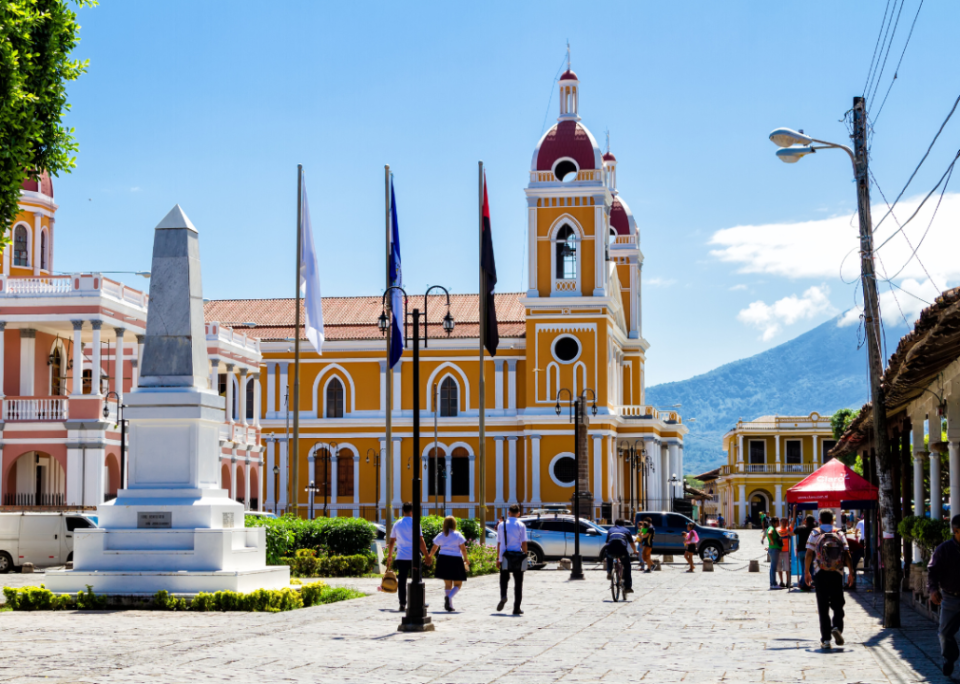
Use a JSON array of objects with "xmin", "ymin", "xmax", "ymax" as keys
[
  {"xmin": 551, "ymin": 454, "xmax": 577, "ymax": 486},
  {"xmin": 552, "ymin": 336, "xmax": 581, "ymax": 363},
  {"xmin": 554, "ymin": 159, "xmax": 578, "ymax": 182}
]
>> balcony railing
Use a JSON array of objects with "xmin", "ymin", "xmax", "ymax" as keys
[
  {"xmin": 205, "ymin": 322, "xmax": 261, "ymax": 355},
  {"xmin": 719, "ymin": 463, "xmax": 818, "ymax": 475},
  {"xmin": 0, "ymin": 273, "xmax": 147, "ymax": 310},
  {"xmin": 553, "ymin": 279, "xmax": 578, "ymax": 293},
  {"xmin": 4, "ymin": 397, "xmax": 68, "ymax": 421},
  {"xmin": 3, "ymin": 493, "xmax": 65, "ymax": 506}
]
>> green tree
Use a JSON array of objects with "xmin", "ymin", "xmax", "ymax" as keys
[
  {"xmin": 830, "ymin": 408, "xmax": 860, "ymax": 466},
  {"xmin": 0, "ymin": 0, "xmax": 95, "ymax": 238}
]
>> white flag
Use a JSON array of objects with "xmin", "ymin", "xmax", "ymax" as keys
[{"xmin": 299, "ymin": 175, "xmax": 324, "ymax": 353}]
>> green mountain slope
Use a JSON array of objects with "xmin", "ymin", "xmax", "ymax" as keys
[{"xmin": 646, "ymin": 315, "xmax": 908, "ymax": 476}]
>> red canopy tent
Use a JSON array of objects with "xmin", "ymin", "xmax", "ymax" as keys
[{"xmin": 786, "ymin": 458, "xmax": 878, "ymax": 508}]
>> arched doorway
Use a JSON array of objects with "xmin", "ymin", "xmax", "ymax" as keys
[
  {"xmin": 104, "ymin": 453, "xmax": 121, "ymax": 501},
  {"xmin": 749, "ymin": 490, "xmax": 771, "ymax": 527},
  {"xmin": 235, "ymin": 464, "xmax": 246, "ymax": 504},
  {"xmin": 250, "ymin": 467, "xmax": 260, "ymax": 511},
  {"xmin": 4, "ymin": 451, "xmax": 65, "ymax": 506},
  {"xmin": 221, "ymin": 463, "xmax": 231, "ymax": 496}
]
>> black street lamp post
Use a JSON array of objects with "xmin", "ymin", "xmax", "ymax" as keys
[
  {"xmin": 305, "ymin": 481, "xmax": 319, "ymax": 520},
  {"xmin": 366, "ymin": 448, "xmax": 382, "ymax": 522},
  {"xmin": 314, "ymin": 442, "xmax": 337, "ymax": 517},
  {"xmin": 103, "ymin": 391, "xmax": 126, "ymax": 490},
  {"xmin": 379, "ymin": 285, "xmax": 454, "ymax": 633},
  {"xmin": 555, "ymin": 388, "xmax": 597, "ymax": 581}
]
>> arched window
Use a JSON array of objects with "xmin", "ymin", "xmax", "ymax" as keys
[
  {"xmin": 450, "ymin": 447, "xmax": 470, "ymax": 496},
  {"xmin": 326, "ymin": 378, "xmax": 344, "ymax": 418},
  {"xmin": 440, "ymin": 377, "xmax": 458, "ymax": 417},
  {"xmin": 337, "ymin": 454, "xmax": 353, "ymax": 497},
  {"xmin": 50, "ymin": 347, "xmax": 64, "ymax": 396},
  {"xmin": 40, "ymin": 230, "xmax": 48, "ymax": 270},
  {"xmin": 245, "ymin": 378, "xmax": 255, "ymax": 420},
  {"xmin": 316, "ymin": 447, "xmax": 332, "ymax": 496},
  {"xmin": 13, "ymin": 225, "xmax": 28, "ymax": 267},
  {"xmin": 426, "ymin": 447, "xmax": 446, "ymax": 497},
  {"xmin": 555, "ymin": 225, "xmax": 576, "ymax": 279}
]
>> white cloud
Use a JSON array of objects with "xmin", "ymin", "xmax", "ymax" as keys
[
  {"xmin": 729, "ymin": 284, "xmax": 748, "ymax": 291},
  {"xmin": 709, "ymin": 193, "xmax": 960, "ymax": 284},
  {"xmin": 737, "ymin": 285, "xmax": 835, "ymax": 341},
  {"xmin": 838, "ymin": 277, "xmax": 947, "ymax": 328},
  {"xmin": 646, "ymin": 277, "xmax": 676, "ymax": 287}
]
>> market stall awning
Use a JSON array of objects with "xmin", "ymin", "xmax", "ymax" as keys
[{"xmin": 785, "ymin": 458, "xmax": 878, "ymax": 507}]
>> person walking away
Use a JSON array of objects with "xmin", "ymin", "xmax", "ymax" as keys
[
  {"xmin": 765, "ymin": 516, "xmax": 783, "ymax": 590},
  {"xmin": 426, "ymin": 516, "xmax": 470, "ymax": 612},
  {"xmin": 804, "ymin": 510, "xmax": 855, "ymax": 650},
  {"xmin": 759, "ymin": 511, "xmax": 767, "ymax": 534},
  {"xmin": 844, "ymin": 518, "xmax": 863, "ymax": 590},
  {"xmin": 386, "ymin": 502, "xmax": 429, "ymax": 613},
  {"xmin": 683, "ymin": 522, "xmax": 699, "ymax": 572},
  {"xmin": 795, "ymin": 515, "xmax": 816, "ymax": 591},
  {"xmin": 777, "ymin": 517, "xmax": 793, "ymax": 588},
  {"xmin": 928, "ymin": 514, "xmax": 960, "ymax": 675},
  {"xmin": 605, "ymin": 519, "xmax": 637, "ymax": 592},
  {"xmin": 639, "ymin": 517, "xmax": 656, "ymax": 573},
  {"xmin": 496, "ymin": 504, "xmax": 528, "ymax": 615},
  {"xmin": 717, "ymin": 514, "xmax": 725, "ymax": 529}
]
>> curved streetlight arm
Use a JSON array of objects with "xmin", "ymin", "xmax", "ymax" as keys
[
  {"xmin": 578, "ymin": 388, "xmax": 598, "ymax": 415},
  {"xmin": 379, "ymin": 286, "xmax": 409, "ymax": 342},
  {"xmin": 555, "ymin": 388, "xmax": 574, "ymax": 421},
  {"xmin": 422, "ymin": 285, "xmax": 453, "ymax": 347},
  {"xmin": 808, "ymin": 137, "xmax": 856, "ymax": 171}
]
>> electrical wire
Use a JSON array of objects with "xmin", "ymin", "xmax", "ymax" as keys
[
  {"xmin": 867, "ymin": 0, "xmax": 907, "ymax": 108},
  {"xmin": 863, "ymin": 0, "xmax": 894, "ymax": 98},
  {"xmin": 872, "ymin": 0, "xmax": 924, "ymax": 126},
  {"xmin": 539, "ymin": 53, "xmax": 569, "ymax": 137}
]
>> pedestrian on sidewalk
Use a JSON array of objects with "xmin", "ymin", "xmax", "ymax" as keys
[
  {"xmin": 765, "ymin": 516, "xmax": 783, "ymax": 590},
  {"xmin": 385, "ymin": 502, "xmax": 429, "ymax": 613},
  {"xmin": 760, "ymin": 511, "xmax": 767, "ymax": 533},
  {"xmin": 804, "ymin": 510, "xmax": 855, "ymax": 650},
  {"xmin": 717, "ymin": 513, "xmax": 725, "ymax": 529},
  {"xmin": 844, "ymin": 517, "xmax": 863, "ymax": 590},
  {"xmin": 639, "ymin": 517, "xmax": 655, "ymax": 573},
  {"xmin": 426, "ymin": 516, "xmax": 470, "ymax": 612},
  {"xmin": 496, "ymin": 504, "xmax": 528, "ymax": 615},
  {"xmin": 795, "ymin": 515, "xmax": 816, "ymax": 591},
  {"xmin": 928, "ymin": 514, "xmax": 960, "ymax": 676},
  {"xmin": 683, "ymin": 522, "xmax": 699, "ymax": 572},
  {"xmin": 777, "ymin": 517, "xmax": 793, "ymax": 588}
]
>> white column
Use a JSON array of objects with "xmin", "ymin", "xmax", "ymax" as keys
[
  {"xmin": 930, "ymin": 449, "xmax": 942, "ymax": 520},
  {"xmin": 266, "ymin": 440, "xmax": 275, "ymax": 509},
  {"xmin": 593, "ymin": 205, "xmax": 605, "ymax": 295},
  {"xmin": 278, "ymin": 440, "xmax": 288, "ymax": 510},
  {"xmin": 530, "ymin": 435, "xmax": 541, "ymax": 503},
  {"xmin": 468, "ymin": 454, "xmax": 477, "ymax": 510},
  {"xmin": 949, "ymin": 441, "xmax": 960, "ymax": 517},
  {"xmin": 0, "ymin": 322, "xmax": 5, "ymax": 397},
  {"xmin": 774, "ymin": 434, "xmax": 781, "ymax": 473},
  {"xmin": 392, "ymin": 365, "xmax": 401, "ymax": 412},
  {"xmin": 445, "ymin": 451, "xmax": 453, "ymax": 513},
  {"xmin": 494, "ymin": 437, "xmax": 505, "ymax": 504},
  {"xmin": 812, "ymin": 434, "xmax": 819, "ymax": 464},
  {"xmin": 392, "ymin": 438, "xmax": 401, "ymax": 502},
  {"xmin": 668, "ymin": 443, "xmax": 680, "ymax": 497},
  {"xmin": 32, "ymin": 212, "xmax": 42, "ymax": 276},
  {"xmin": 65, "ymin": 448, "xmax": 82, "ymax": 505},
  {"xmin": 18, "ymin": 329, "xmax": 35, "ymax": 396},
  {"xmin": 775, "ymin": 484, "xmax": 783, "ymax": 518},
  {"xmin": 279, "ymin": 362, "xmax": 289, "ymax": 413},
  {"xmin": 508, "ymin": 437, "xmax": 518, "ymax": 504},
  {"xmin": 378, "ymin": 438, "xmax": 387, "ymax": 511},
  {"xmin": 225, "ymin": 363, "xmax": 235, "ymax": 423},
  {"xmin": 353, "ymin": 455, "xmax": 360, "ymax": 512},
  {"xmin": 266, "ymin": 363, "xmax": 276, "ymax": 416},
  {"xmin": 526, "ymin": 204, "xmax": 538, "ymax": 297},
  {"xmin": 208, "ymin": 358, "xmax": 219, "ymax": 396},
  {"xmin": 238, "ymin": 367, "xmax": 248, "ymax": 426},
  {"xmin": 494, "ymin": 360, "xmax": 504, "ymax": 412},
  {"xmin": 113, "ymin": 328, "xmax": 125, "ymax": 395},
  {"xmin": 738, "ymin": 484, "xmax": 747, "ymax": 527},
  {"xmin": 90, "ymin": 321, "xmax": 102, "ymax": 395},
  {"xmin": 507, "ymin": 360, "xmax": 517, "ymax": 412},
  {"xmin": 230, "ymin": 455, "xmax": 238, "ymax": 501},
  {"xmin": 593, "ymin": 435, "xmax": 603, "ymax": 509},
  {"xmin": 308, "ymin": 454, "xmax": 316, "ymax": 490},
  {"xmin": 84, "ymin": 448, "xmax": 105, "ymax": 505},
  {"xmin": 136, "ymin": 335, "xmax": 145, "ymax": 384},
  {"xmin": 737, "ymin": 434, "xmax": 744, "ymax": 463},
  {"xmin": 661, "ymin": 443, "xmax": 669, "ymax": 507},
  {"xmin": 913, "ymin": 452, "xmax": 925, "ymax": 519},
  {"xmin": 252, "ymin": 373, "xmax": 261, "ymax": 426},
  {"xmin": 244, "ymin": 459, "xmax": 251, "ymax": 510}
]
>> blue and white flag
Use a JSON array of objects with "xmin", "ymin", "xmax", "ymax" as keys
[
  {"xmin": 300, "ymin": 174, "xmax": 324, "ymax": 353},
  {"xmin": 388, "ymin": 178, "xmax": 403, "ymax": 368}
]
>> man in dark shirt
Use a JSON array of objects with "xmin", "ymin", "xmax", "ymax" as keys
[
  {"xmin": 929, "ymin": 514, "xmax": 960, "ymax": 676},
  {"xmin": 605, "ymin": 520, "xmax": 637, "ymax": 593},
  {"xmin": 794, "ymin": 515, "xmax": 816, "ymax": 591}
]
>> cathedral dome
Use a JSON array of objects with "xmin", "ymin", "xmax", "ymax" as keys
[
  {"xmin": 559, "ymin": 69, "xmax": 578, "ymax": 81},
  {"xmin": 21, "ymin": 171, "xmax": 53, "ymax": 198},
  {"xmin": 610, "ymin": 196, "xmax": 635, "ymax": 235},
  {"xmin": 533, "ymin": 120, "xmax": 603, "ymax": 175}
]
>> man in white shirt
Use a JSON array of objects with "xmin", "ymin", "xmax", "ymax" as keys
[
  {"xmin": 496, "ymin": 504, "xmax": 528, "ymax": 615},
  {"xmin": 386, "ymin": 503, "xmax": 428, "ymax": 612}
]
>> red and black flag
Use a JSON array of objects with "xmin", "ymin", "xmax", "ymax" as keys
[{"xmin": 481, "ymin": 172, "xmax": 499, "ymax": 356}]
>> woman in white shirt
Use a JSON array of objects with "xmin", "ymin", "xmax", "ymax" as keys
[{"xmin": 426, "ymin": 516, "xmax": 470, "ymax": 612}]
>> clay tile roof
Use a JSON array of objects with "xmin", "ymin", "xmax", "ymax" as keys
[
  {"xmin": 21, "ymin": 171, "xmax": 53, "ymax": 198},
  {"xmin": 536, "ymin": 121, "xmax": 597, "ymax": 171},
  {"xmin": 204, "ymin": 293, "xmax": 527, "ymax": 342},
  {"xmin": 559, "ymin": 69, "xmax": 578, "ymax": 81},
  {"xmin": 610, "ymin": 197, "xmax": 629, "ymax": 235}
]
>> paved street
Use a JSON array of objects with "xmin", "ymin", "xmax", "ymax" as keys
[{"xmin": 0, "ymin": 532, "xmax": 954, "ymax": 683}]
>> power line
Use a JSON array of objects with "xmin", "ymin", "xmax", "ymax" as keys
[
  {"xmin": 867, "ymin": 0, "xmax": 906, "ymax": 107},
  {"xmin": 863, "ymin": 0, "xmax": 894, "ymax": 98},
  {"xmin": 872, "ymin": 0, "xmax": 924, "ymax": 126}
]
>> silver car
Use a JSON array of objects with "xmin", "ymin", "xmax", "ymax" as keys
[{"xmin": 520, "ymin": 515, "xmax": 607, "ymax": 564}]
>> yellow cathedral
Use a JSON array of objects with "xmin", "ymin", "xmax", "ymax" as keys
[{"xmin": 206, "ymin": 65, "xmax": 688, "ymax": 522}]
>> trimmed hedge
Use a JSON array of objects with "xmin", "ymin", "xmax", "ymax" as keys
[
  {"xmin": 245, "ymin": 515, "xmax": 375, "ymax": 564},
  {"xmin": 418, "ymin": 515, "xmax": 482, "ymax": 549},
  {"xmin": 898, "ymin": 515, "xmax": 951, "ymax": 552},
  {"xmin": 281, "ymin": 552, "xmax": 374, "ymax": 578},
  {"xmin": 3, "ymin": 584, "xmax": 106, "ymax": 611}
]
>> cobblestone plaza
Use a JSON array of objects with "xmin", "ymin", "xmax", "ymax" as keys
[{"xmin": 0, "ymin": 533, "xmax": 953, "ymax": 683}]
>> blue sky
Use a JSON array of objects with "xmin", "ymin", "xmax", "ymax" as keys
[{"xmin": 52, "ymin": 1, "xmax": 960, "ymax": 386}]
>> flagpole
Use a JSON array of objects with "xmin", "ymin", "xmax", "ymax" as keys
[
  {"xmin": 478, "ymin": 161, "xmax": 487, "ymax": 540},
  {"xmin": 292, "ymin": 164, "xmax": 303, "ymax": 518},
  {"xmin": 384, "ymin": 165, "xmax": 394, "ymax": 538}
]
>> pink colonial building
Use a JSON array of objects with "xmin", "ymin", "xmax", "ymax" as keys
[{"xmin": 0, "ymin": 175, "xmax": 265, "ymax": 511}]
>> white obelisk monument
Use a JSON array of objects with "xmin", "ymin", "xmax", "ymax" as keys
[{"xmin": 47, "ymin": 206, "xmax": 289, "ymax": 594}]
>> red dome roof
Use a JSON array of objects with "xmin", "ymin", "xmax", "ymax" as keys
[
  {"xmin": 536, "ymin": 121, "xmax": 598, "ymax": 171},
  {"xmin": 602, "ymin": 152, "xmax": 617, "ymax": 162},
  {"xmin": 559, "ymin": 69, "xmax": 578, "ymax": 81},
  {"xmin": 610, "ymin": 197, "xmax": 630, "ymax": 235},
  {"xmin": 21, "ymin": 171, "xmax": 53, "ymax": 198}
]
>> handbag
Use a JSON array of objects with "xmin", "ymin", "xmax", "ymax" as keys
[
  {"xmin": 380, "ymin": 570, "xmax": 398, "ymax": 593},
  {"xmin": 503, "ymin": 551, "xmax": 528, "ymax": 573}
]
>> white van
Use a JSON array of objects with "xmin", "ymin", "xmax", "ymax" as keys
[{"xmin": 0, "ymin": 513, "xmax": 97, "ymax": 572}]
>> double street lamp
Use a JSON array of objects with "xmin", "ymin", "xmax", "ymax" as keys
[
  {"xmin": 305, "ymin": 481, "xmax": 320, "ymax": 520},
  {"xmin": 555, "ymin": 388, "xmax": 597, "ymax": 581},
  {"xmin": 366, "ymin": 448, "xmax": 382, "ymax": 522},
  {"xmin": 313, "ymin": 442, "xmax": 337, "ymax": 517},
  {"xmin": 378, "ymin": 284, "xmax": 454, "ymax": 633}
]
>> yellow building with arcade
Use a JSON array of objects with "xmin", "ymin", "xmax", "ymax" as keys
[{"xmin": 208, "ymin": 66, "xmax": 688, "ymax": 521}]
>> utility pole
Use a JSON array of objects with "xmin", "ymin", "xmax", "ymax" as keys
[{"xmin": 852, "ymin": 95, "xmax": 900, "ymax": 628}]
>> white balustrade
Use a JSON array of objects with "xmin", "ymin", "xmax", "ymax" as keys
[
  {"xmin": 4, "ymin": 397, "xmax": 68, "ymax": 421},
  {"xmin": 554, "ymin": 279, "xmax": 578, "ymax": 292},
  {"xmin": 2, "ymin": 277, "xmax": 72, "ymax": 295},
  {"xmin": 0, "ymin": 274, "xmax": 147, "ymax": 310}
]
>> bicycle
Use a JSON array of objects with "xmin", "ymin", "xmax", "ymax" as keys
[{"xmin": 610, "ymin": 555, "xmax": 625, "ymax": 602}]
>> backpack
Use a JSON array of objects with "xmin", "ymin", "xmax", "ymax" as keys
[{"xmin": 815, "ymin": 530, "xmax": 846, "ymax": 572}]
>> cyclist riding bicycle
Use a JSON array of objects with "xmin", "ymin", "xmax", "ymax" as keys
[{"xmin": 605, "ymin": 519, "xmax": 637, "ymax": 594}]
